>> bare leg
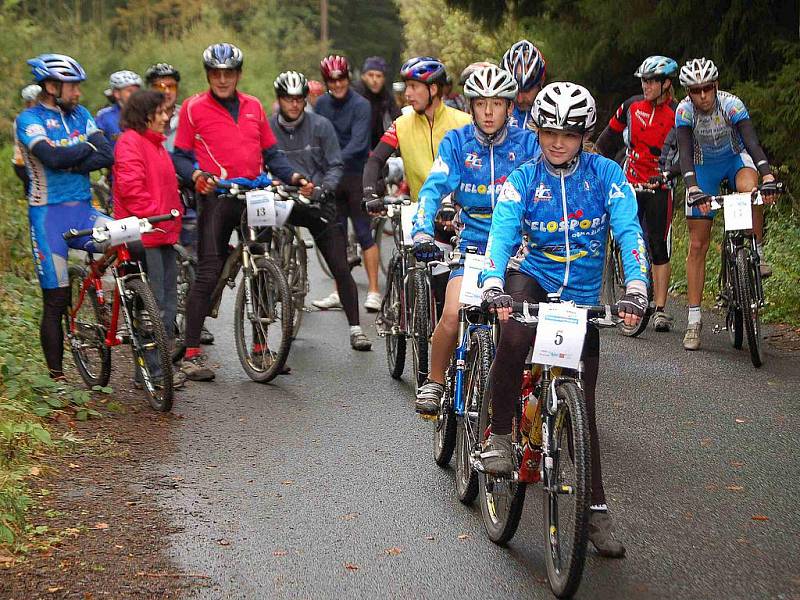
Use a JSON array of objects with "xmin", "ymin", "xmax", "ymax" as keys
[
  {"xmin": 686, "ymin": 219, "xmax": 712, "ymax": 307},
  {"xmin": 362, "ymin": 244, "xmax": 380, "ymax": 294},
  {"xmin": 652, "ymin": 262, "xmax": 671, "ymax": 308},
  {"xmin": 427, "ymin": 276, "xmax": 462, "ymax": 384}
]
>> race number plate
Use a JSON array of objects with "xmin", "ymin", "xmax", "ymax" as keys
[
  {"xmin": 106, "ymin": 216, "xmax": 141, "ymax": 246},
  {"xmin": 400, "ymin": 204, "xmax": 416, "ymax": 246},
  {"xmin": 246, "ymin": 190, "xmax": 276, "ymax": 227},
  {"xmin": 274, "ymin": 200, "xmax": 295, "ymax": 228},
  {"xmin": 531, "ymin": 303, "xmax": 587, "ymax": 369},
  {"xmin": 458, "ymin": 253, "xmax": 487, "ymax": 306},
  {"xmin": 723, "ymin": 193, "xmax": 753, "ymax": 231}
]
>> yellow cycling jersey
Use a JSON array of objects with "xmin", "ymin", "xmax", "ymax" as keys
[{"xmin": 382, "ymin": 101, "xmax": 471, "ymax": 200}]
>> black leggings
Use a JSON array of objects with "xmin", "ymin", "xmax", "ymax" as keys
[
  {"xmin": 487, "ymin": 270, "xmax": 606, "ymax": 506},
  {"xmin": 637, "ymin": 188, "xmax": 673, "ymax": 265},
  {"xmin": 41, "ymin": 287, "xmax": 71, "ymax": 377}
]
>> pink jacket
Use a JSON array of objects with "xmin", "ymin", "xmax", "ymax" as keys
[{"xmin": 113, "ymin": 128, "xmax": 182, "ymax": 247}]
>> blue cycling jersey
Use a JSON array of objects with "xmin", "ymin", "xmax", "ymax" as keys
[
  {"xmin": 411, "ymin": 124, "xmax": 539, "ymax": 250},
  {"xmin": 481, "ymin": 152, "xmax": 648, "ymax": 305},
  {"xmin": 675, "ymin": 91, "xmax": 749, "ymax": 163},
  {"xmin": 509, "ymin": 105, "xmax": 532, "ymax": 130},
  {"xmin": 15, "ymin": 103, "xmax": 99, "ymax": 206},
  {"xmin": 95, "ymin": 103, "xmax": 123, "ymax": 148}
]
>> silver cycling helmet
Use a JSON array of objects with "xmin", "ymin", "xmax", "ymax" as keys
[
  {"xmin": 109, "ymin": 70, "xmax": 143, "ymax": 90},
  {"xmin": 21, "ymin": 84, "xmax": 42, "ymax": 101},
  {"xmin": 531, "ymin": 81, "xmax": 596, "ymax": 134},
  {"xmin": 274, "ymin": 71, "xmax": 309, "ymax": 97},
  {"xmin": 501, "ymin": 40, "xmax": 546, "ymax": 91},
  {"xmin": 679, "ymin": 58, "xmax": 719, "ymax": 87},
  {"xmin": 635, "ymin": 55, "xmax": 678, "ymax": 79},
  {"xmin": 464, "ymin": 65, "xmax": 518, "ymax": 100}
]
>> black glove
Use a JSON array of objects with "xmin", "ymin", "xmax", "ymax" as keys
[
  {"xmin": 481, "ymin": 287, "xmax": 513, "ymax": 313},
  {"xmin": 687, "ymin": 188, "xmax": 711, "ymax": 207},
  {"xmin": 363, "ymin": 194, "xmax": 385, "ymax": 215},
  {"xmin": 760, "ymin": 179, "xmax": 780, "ymax": 201},
  {"xmin": 648, "ymin": 173, "xmax": 667, "ymax": 188},
  {"xmin": 412, "ymin": 240, "xmax": 442, "ymax": 263},
  {"xmin": 617, "ymin": 292, "xmax": 648, "ymax": 318},
  {"xmin": 435, "ymin": 201, "xmax": 457, "ymax": 224}
]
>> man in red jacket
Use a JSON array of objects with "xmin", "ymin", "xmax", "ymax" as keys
[{"xmin": 172, "ymin": 43, "xmax": 306, "ymax": 381}]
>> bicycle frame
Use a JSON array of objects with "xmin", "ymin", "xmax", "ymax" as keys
[{"xmin": 451, "ymin": 307, "xmax": 495, "ymax": 417}]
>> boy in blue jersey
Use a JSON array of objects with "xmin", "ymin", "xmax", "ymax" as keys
[
  {"xmin": 409, "ymin": 66, "xmax": 539, "ymax": 414},
  {"xmin": 480, "ymin": 82, "xmax": 649, "ymax": 558},
  {"xmin": 15, "ymin": 54, "xmax": 115, "ymax": 379},
  {"xmin": 500, "ymin": 40, "xmax": 546, "ymax": 129}
]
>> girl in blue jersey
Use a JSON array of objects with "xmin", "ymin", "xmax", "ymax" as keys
[
  {"xmin": 409, "ymin": 66, "xmax": 540, "ymax": 415},
  {"xmin": 480, "ymin": 82, "xmax": 650, "ymax": 558}
]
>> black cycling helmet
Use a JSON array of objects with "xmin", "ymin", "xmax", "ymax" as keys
[
  {"xmin": 203, "ymin": 43, "xmax": 244, "ymax": 71},
  {"xmin": 145, "ymin": 63, "xmax": 181, "ymax": 84}
]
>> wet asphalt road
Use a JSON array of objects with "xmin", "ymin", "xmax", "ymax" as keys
[{"xmin": 158, "ymin": 237, "xmax": 800, "ymax": 600}]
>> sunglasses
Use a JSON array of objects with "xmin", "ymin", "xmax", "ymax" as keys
[
  {"xmin": 688, "ymin": 83, "xmax": 715, "ymax": 95},
  {"xmin": 152, "ymin": 82, "xmax": 178, "ymax": 92}
]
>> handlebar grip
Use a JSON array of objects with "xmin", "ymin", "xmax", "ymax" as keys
[
  {"xmin": 63, "ymin": 227, "xmax": 94, "ymax": 240},
  {"xmin": 147, "ymin": 209, "xmax": 181, "ymax": 224}
]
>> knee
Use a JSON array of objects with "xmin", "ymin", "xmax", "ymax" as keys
[
  {"xmin": 43, "ymin": 287, "xmax": 70, "ymax": 312},
  {"xmin": 688, "ymin": 235, "xmax": 710, "ymax": 255}
]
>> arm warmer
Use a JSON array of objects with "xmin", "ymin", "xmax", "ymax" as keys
[
  {"xmin": 363, "ymin": 141, "xmax": 394, "ymax": 194},
  {"xmin": 676, "ymin": 126, "xmax": 698, "ymax": 188},
  {"xmin": 594, "ymin": 124, "xmax": 624, "ymax": 159},
  {"xmin": 262, "ymin": 145, "xmax": 296, "ymax": 182},
  {"xmin": 68, "ymin": 132, "xmax": 115, "ymax": 174},
  {"xmin": 31, "ymin": 139, "xmax": 94, "ymax": 170},
  {"xmin": 735, "ymin": 119, "xmax": 771, "ymax": 176},
  {"xmin": 172, "ymin": 146, "xmax": 197, "ymax": 183}
]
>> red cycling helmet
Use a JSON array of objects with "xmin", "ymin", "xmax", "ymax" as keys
[
  {"xmin": 320, "ymin": 55, "xmax": 350, "ymax": 81},
  {"xmin": 308, "ymin": 80, "xmax": 325, "ymax": 96}
]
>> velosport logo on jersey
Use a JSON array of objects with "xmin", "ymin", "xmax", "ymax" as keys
[
  {"xmin": 459, "ymin": 182, "xmax": 504, "ymax": 195},
  {"xmin": 464, "ymin": 153, "xmax": 482, "ymax": 169},
  {"xmin": 528, "ymin": 211, "xmax": 608, "ymax": 234}
]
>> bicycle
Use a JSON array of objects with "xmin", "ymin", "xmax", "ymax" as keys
[
  {"xmin": 63, "ymin": 210, "xmax": 181, "ymax": 412},
  {"xmin": 600, "ymin": 183, "xmax": 655, "ymax": 337},
  {"xmin": 374, "ymin": 194, "xmax": 443, "ymax": 391},
  {"xmin": 474, "ymin": 299, "xmax": 619, "ymax": 598},
  {"xmin": 171, "ymin": 242, "xmax": 195, "ymax": 362},
  {"xmin": 204, "ymin": 177, "xmax": 295, "ymax": 382}
]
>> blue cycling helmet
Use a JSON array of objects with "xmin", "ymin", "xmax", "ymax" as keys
[
  {"xmin": 399, "ymin": 57, "xmax": 447, "ymax": 85},
  {"xmin": 501, "ymin": 40, "xmax": 546, "ymax": 91},
  {"xmin": 203, "ymin": 43, "xmax": 244, "ymax": 70},
  {"xmin": 28, "ymin": 54, "xmax": 86, "ymax": 83},
  {"xmin": 634, "ymin": 55, "xmax": 679, "ymax": 79}
]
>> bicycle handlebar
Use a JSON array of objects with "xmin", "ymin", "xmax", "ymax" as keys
[
  {"xmin": 630, "ymin": 184, "xmax": 656, "ymax": 194},
  {"xmin": 63, "ymin": 209, "xmax": 180, "ymax": 240},
  {"xmin": 507, "ymin": 301, "xmax": 619, "ymax": 320},
  {"xmin": 687, "ymin": 182, "xmax": 783, "ymax": 207}
]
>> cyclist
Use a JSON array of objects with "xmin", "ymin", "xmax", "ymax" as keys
[
  {"xmin": 675, "ymin": 58, "xmax": 779, "ymax": 351},
  {"xmin": 500, "ymin": 40, "xmax": 546, "ymax": 129},
  {"xmin": 96, "ymin": 70, "xmax": 143, "ymax": 148},
  {"xmin": 172, "ymin": 43, "xmax": 307, "ymax": 381},
  {"xmin": 13, "ymin": 84, "xmax": 42, "ymax": 194},
  {"xmin": 455, "ymin": 62, "xmax": 496, "ymax": 115},
  {"xmin": 479, "ymin": 82, "xmax": 649, "ymax": 558},
  {"xmin": 312, "ymin": 55, "xmax": 382, "ymax": 312},
  {"xmin": 410, "ymin": 66, "xmax": 539, "ymax": 414},
  {"xmin": 269, "ymin": 71, "xmax": 372, "ymax": 350},
  {"xmin": 353, "ymin": 56, "xmax": 401, "ymax": 149},
  {"xmin": 15, "ymin": 54, "xmax": 114, "ymax": 380},
  {"xmin": 596, "ymin": 55, "xmax": 679, "ymax": 332}
]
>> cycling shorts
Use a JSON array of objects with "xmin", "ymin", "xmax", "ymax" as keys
[
  {"xmin": 686, "ymin": 152, "xmax": 755, "ymax": 219},
  {"xmin": 336, "ymin": 173, "xmax": 375, "ymax": 251},
  {"xmin": 449, "ymin": 242, "xmax": 486, "ymax": 280},
  {"xmin": 636, "ymin": 189, "xmax": 673, "ymax": 265},
  {"xmin": 28, "ymin": 201, "xmax": 110, "ymax": 289}
]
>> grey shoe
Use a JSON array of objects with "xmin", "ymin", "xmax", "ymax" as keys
[
  {"xmin": 652, "ymin": 310, "xmax": 673, "ymax": 332},
  {"xmin": 350, "ymin": 330, "xmax": 373, "ymax": 351},
  {"xmin": 180, "ymin": 354, "xmax": 215, "ymax": 381},
  {"xmin": 683, "ymin": 322, "xmax": 702, "ymax": 351},
  {"xmin": 415, "ymin": 379, "xmax": 444, "ymax": 414},
  {"xmin": 588, "ymin": 511, "xmax": 626, "ymax": 558},
  {"xmin": 480, "ymin": 433, "xmax": 514, "ymax": 476}
]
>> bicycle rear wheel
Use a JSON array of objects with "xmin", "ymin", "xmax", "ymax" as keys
[
  {"xmin": 125, "ymin": 278, "xmax": 173, "ymax": 412},
  {"xmin": 543, "ymin": 381, "xmax": 590, "ymax": 598},
  {"xmin": 234, "ymin": 256, "xmax": 293, "ymax": 382},
  {"xmin": 735, "ymin": 247, "xmax": 763, "ymax": 367},
  {"xmin": 66, "ymin": 266, "xmax": 111, "ymax": 387},
  {"xmin": 272, "ymin": 227, "xmax": 308, "ymax": 339},
  {"xmin": 455, "ymin": 328, "xmax": 492, "ymax": 504},
  {"xmin": 383, "ymin": 255, "xmax": 406, "ymax": 379},
  {"xmin": 477, "ymin": 382, "xmax": 526, "ymax": 544},
  {"xmin": 410, "ymin": 269, "xmax": 431, "ymax": 390}
]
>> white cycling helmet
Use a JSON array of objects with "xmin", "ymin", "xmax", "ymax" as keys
[
  {"xmin": 21, "ymin": 84, "xmax": 42, "ymax": 101},
  {"xmin": 109, "ymin": 70, "xmax": 143, "ymax": 90},
  {"xmin": 531, "ymin": 82, "xmax": 596, "ymax": 134},
  {"xmin": 501, "ymin": 40, "xmax": 546, "ymax": 91},
  {"xmin": 274, "ymin": 71, "xmax": 309, "ymax": 97},
  {"xmin": 464, "ymin": 65, "xmax": 518, "ymax": 100},
  {"xmin": 679, "ymin": 58, "xmax": 719, "ymax": 87}
]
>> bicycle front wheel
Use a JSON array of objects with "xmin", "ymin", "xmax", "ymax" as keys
[
  {"xmin": 735, "ymin": 247, "xmax": 763, "ymax": 367},
  {"xmin": 234, "ymin": 256, "xmax": 293, "ymax": 382},
  {"xmin": 383, "ymin": 255, "xmax": 406, "ymax": 379},
  {"xmin": 543, "ymin": 381, "xmax": 591, "ymax": 598},
  {"xmin": 433, "ymin": 361, "xmax": 456, "ymax": 467},
  {"xmin": 600, "ymin": 238, "xmax": 622, "ymax": 306},
  {"xmin": 66, "ymin": 266, "xmax": 111, "ymax": 387},
  {"xmin": 410, "ymin": 269, "xmax": 431, "ymax": 390},
  {"xmin": 125, "ymin": 278, "xmax": 173, "ymax": 412}
]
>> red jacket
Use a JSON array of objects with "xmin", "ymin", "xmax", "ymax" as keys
[{"xmin": 113, "ymin": 128, "xmax": 182, "ymax": 247}]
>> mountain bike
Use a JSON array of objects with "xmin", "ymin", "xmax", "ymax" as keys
[
  {"xmin": 171, "ymin": 243, "xmax": 195, "ymax": 362},
  {"xmin": 63, "ymin": 210, "xmax": 181, "ymax": 412},
  {"xmin": 269, "ymin": 218, "xmax": 310, "ymax": 339},
  {"xmin": 474, "ymin": 300, "xmax": 619, "ymax": 598}
]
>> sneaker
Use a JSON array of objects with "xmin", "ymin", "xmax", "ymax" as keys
[
  {"xmin": 180, "ymin": 353, "xmax": 215, "ymax": 381},
  {"xmin": 652, "ymin": 310, "xmax": 673, "ymax": 332},
  {"xmin": 363, "ymin": 291, "xmax": 382, "ymax": 313},
  {"xmin": 312, "ymin": 291, "xmax": 342, "ymax": 310},
  {"xmin": 415, "ymin": 379, "xmax": 444, "ymax": 414},
  {"xmin": 200, "ymin": 326, "xmax": 215, "ymax": 345},
  {"xmin": 683, "ymin": 322, "xmax": 702, "ymax": 351},
  {"xmin": 350, "ymin": 330, "xmax": 373, "ymax": 351},
  {"xmin": 759, "ymin": 260, "xmax": 773, "ymax": 279},
  {"xmin": 588, "ymin": 511, "xmax": 626, "ymax": 558},
  {"xmin": 480, "ymin": 433, "xmax": 514, "ymax": 476}
]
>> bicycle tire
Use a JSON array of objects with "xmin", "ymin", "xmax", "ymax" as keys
[
  {"xmin": 478, "ymin": 380, "xmax": 527, "ymax": 544},
  {"xmin": 273, "ymin": 227, "xmax": 308, "ymax": 339},
  {"xmin": 410, "ymin": 269, "xmax": 431, "ymax": 390},
  {"xmin": 125, "ymin": 278, "xmax": 173, "ymax": 412},
  {"xmin": 384, "ymin": 255, "xmax": 406, "ymax": 379},
  {"xmin": 233, "ymin": 256, "xmax": 293, "ymax": 382},
  {"xmin": 66, "ymin": 266, "xmax": 111, "ymax": 388},
  {"xmin": 543, "ymin": 381, "xmax": 590, "ymax": 598},
  {"xmin": 735, "ymin": 248, "xmax": 763, "ymax": 367},
  {"xmin": 600, "ymin": 238, "xmax": 622, "ymax": 306},
  {"xmin": 433, "ymin": 361, "xmax": 457, "ymax": 467},
  {"xmin": 371, "ymin": 217, "xmax": 388, "ymax": 276},
  {"xmin": 172, "ymin": 245, "xmax": 195, "ymax": 362},
  {"xmin": 455, "ymin": 327, "xmax": 492, "ymax": 504}
]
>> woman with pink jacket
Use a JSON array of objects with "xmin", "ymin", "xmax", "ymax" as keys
[{"xmin": 113, "ymin": 90, "xmax": 183, "ymax": 383}]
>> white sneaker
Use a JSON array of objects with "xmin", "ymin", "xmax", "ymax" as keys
[
  {"xmin": 312, "ymin": 291, "xmax": 341, "ymax": 310},
  {"xmin": 364, "ymin": 291, "xmax": 382, "ymax": 312}
]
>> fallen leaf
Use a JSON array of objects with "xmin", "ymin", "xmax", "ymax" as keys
[
  {"xmin": 218, "ymin": 539, "xmax": 231, "ymax": 546},
  {"xmin": 29, "ymin": 466, "xmax": 41, "ymax": 476},
  {"xmin": 48, "ymin": 587, "xmax": 63, "ymax": 593},
  {"xmin": 699, "ymin": 438, "xmax": 712, "ymax": 448},
  {"xmin": 92, "ymin": 522, "xmax": 109, "ymax": 530},
  {"xmin": 273, "ymin": 550, "xmax": 288, "ymax": 557},
  {"xmin": 344, "ymin": 562, "xmax": 359, "ymax": 571},
  {"xmin": 205, "ymin": 465, "xmax": 218, "ymax": 470},
  {"xmin": 340, "ymin": 512, "xmax": 359, "ymax": 521},
  {"xmin": 730, "ymin": 461, "xmax": 745, "ymax": 468},
  {"xmin": 751, "ymin": 515, "xmax": 769, "ymax": 522},
  {"xmin": 457, "ymin": 534, "xmax": 470, "ymax": 541},
  {"xmin": 68, "ymin": 463, "xmax": 81, "ymax": 469},
  {"xmin": 281, "ymin": 480, "xmax": 294, "ymax": 485},
  {"xmin": 725, "ymin": 485, "xmax": 744, "ymax": 491},
  {"xmin": 384, "ymin": 546, "xmax": 402, "ymax": 556},
  {"xmin": 735, "ymin": 418, "xmax": 747, "ymax": 424},
  {"xmin": 114, "ymin": 545, "xmax": 124, "ymax": 550},
  {"xmin": 424, "ymin": 535, "xmax": 435, "ymax": 541},
  {"xmin": 0, "ymin": 553, "xmax": 14, "ymax": 564}
]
